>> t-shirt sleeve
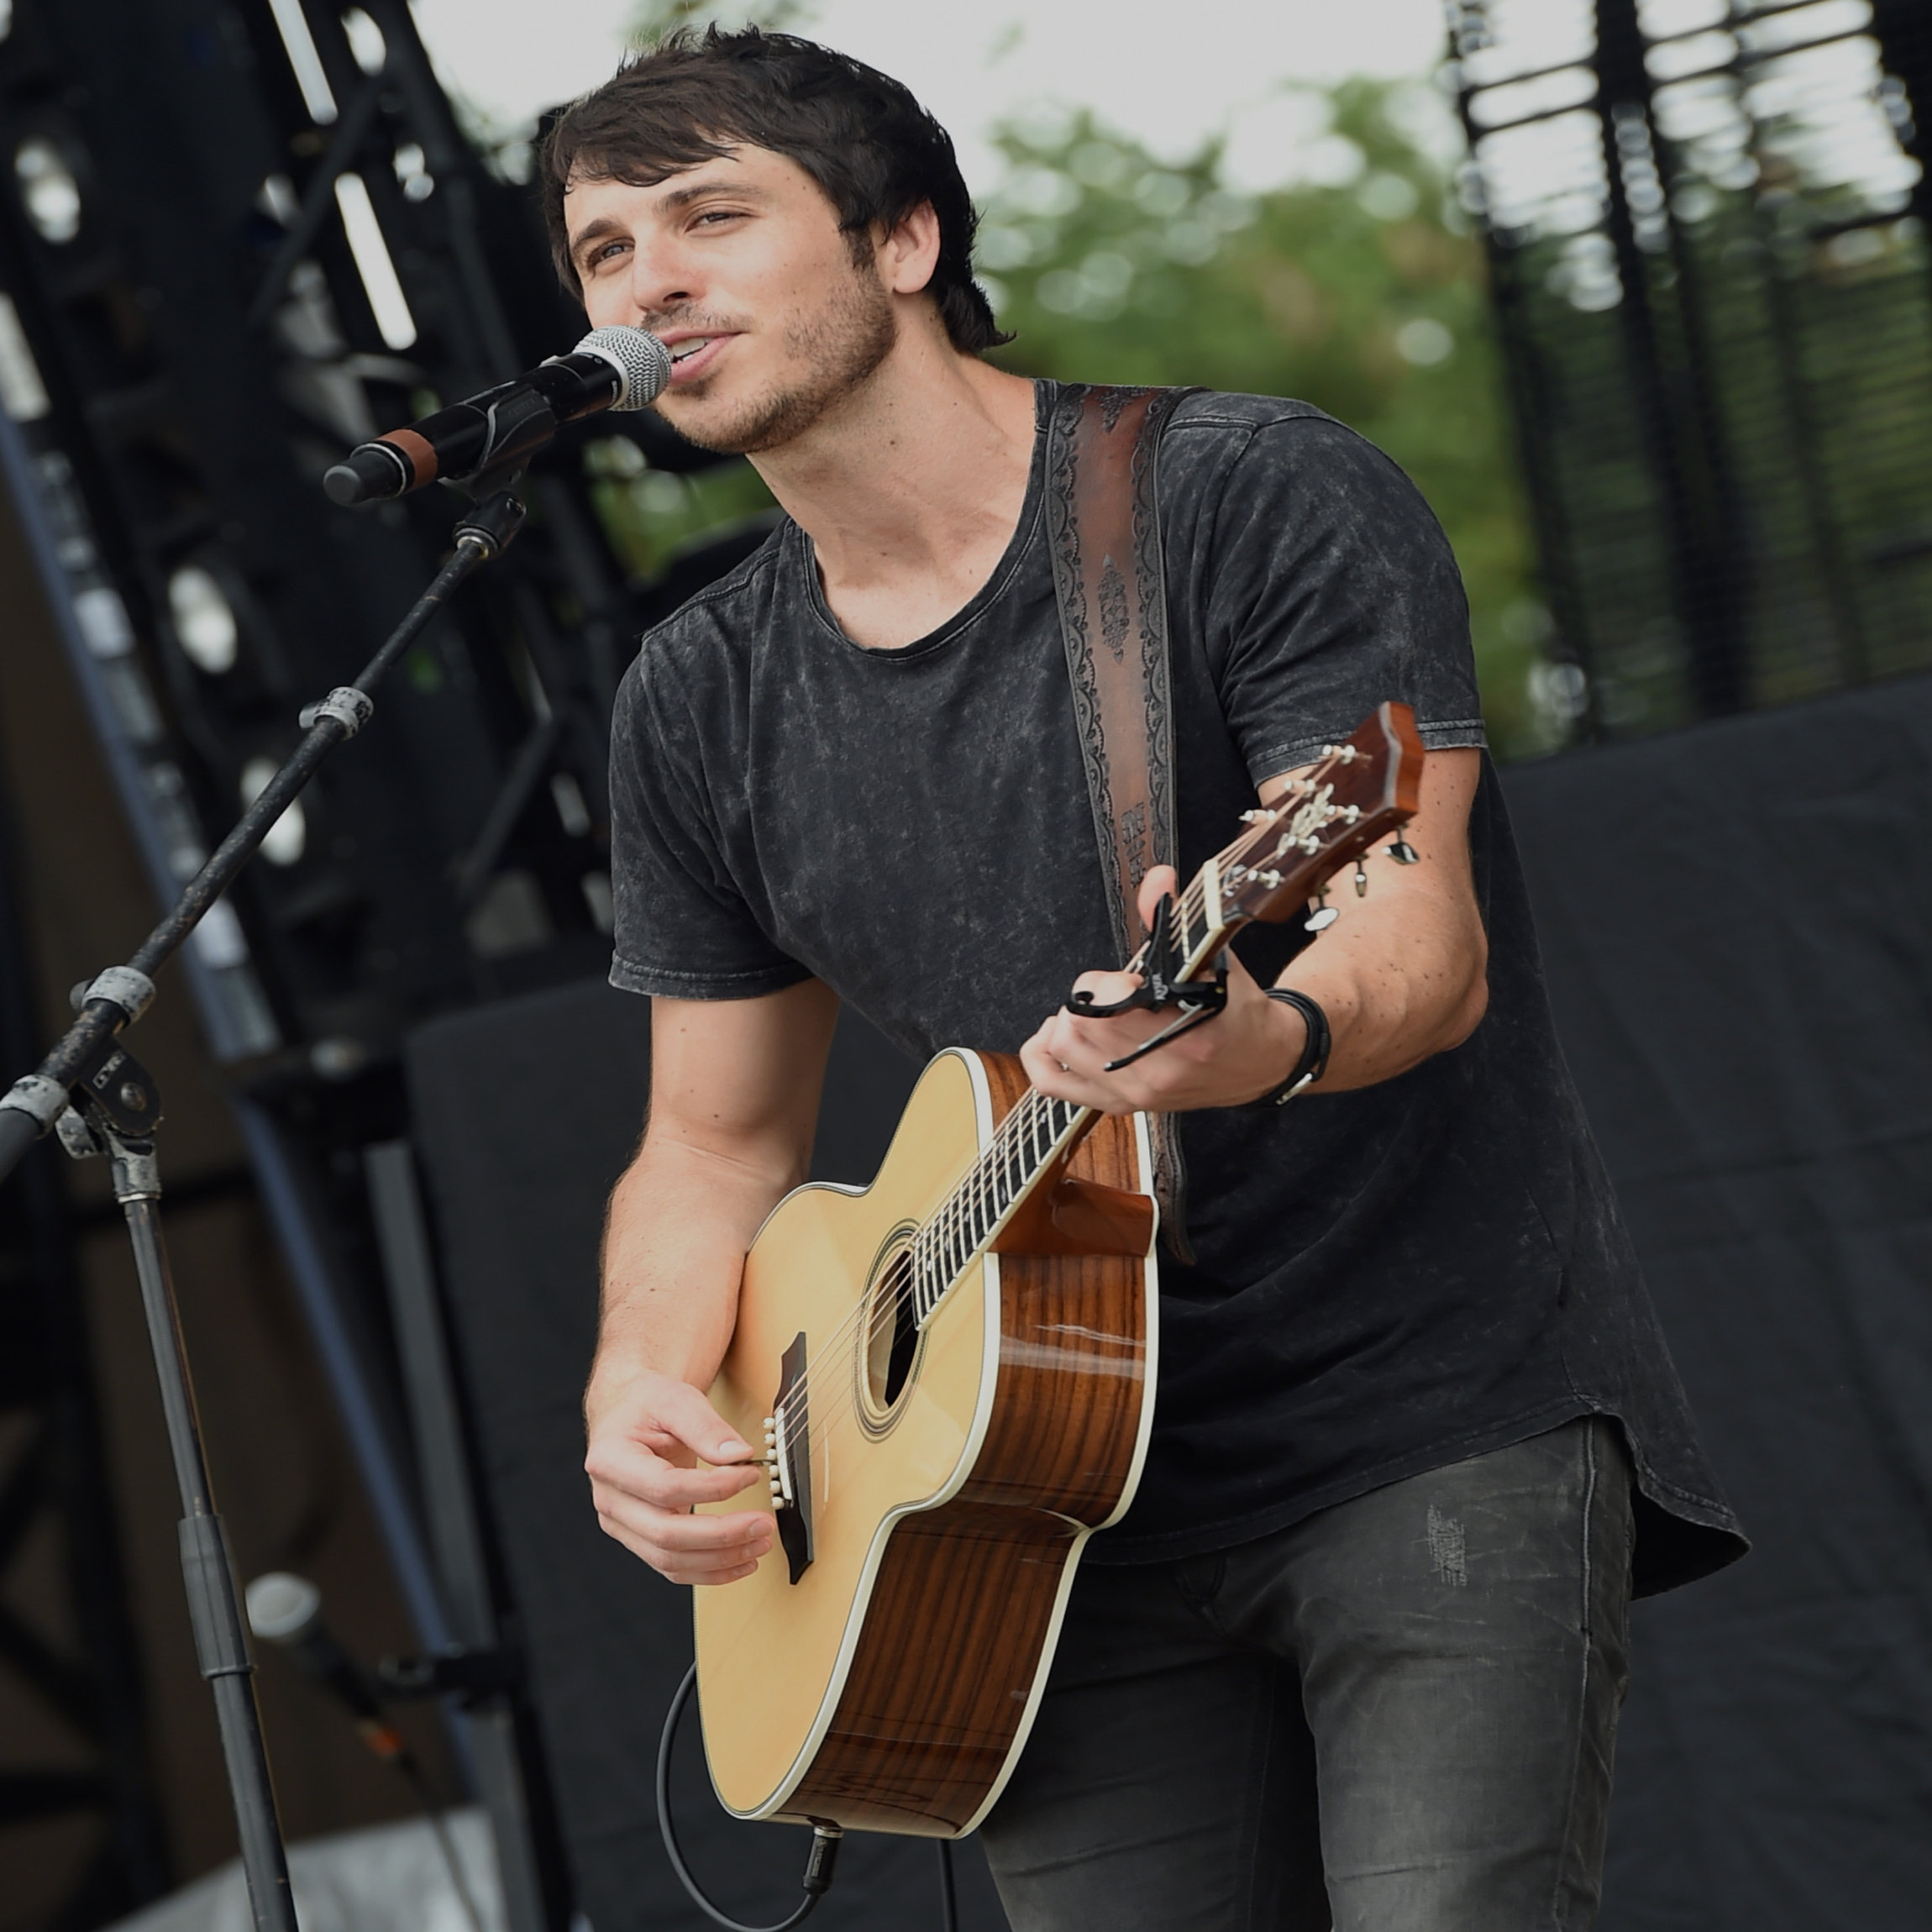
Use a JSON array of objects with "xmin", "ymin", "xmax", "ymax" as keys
[
  {"xmin": 1194, "ymin": 412, "xmax": 1487, "ymax": 783},
  {"xmin": 605, "ymin": 647, "xmax": 811, "ymax": 1001}
]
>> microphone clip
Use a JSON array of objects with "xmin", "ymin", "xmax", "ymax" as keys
[{"xmin": 449, "ymin": 485, "xmax": 528, "ymax": 558}]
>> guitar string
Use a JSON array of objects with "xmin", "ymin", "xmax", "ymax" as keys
[
  {"xmin": 756, "ymin": 858, "xmax": 1226, "ymax": 1455},
  {"xmin": 772, "ymin": 1092, "xmax": 1116, "ymax": 1469},
  {"xmin": 761, "ymin": 864, "xmax": 1209, "ymax": 1444},
  {"xmin": 784, "ymin": 1082, "xmax": 1167, "ymax": 1472},
  {"xmin": 755, "ymin": 769, "xmax": 1358, "ymax": 1454},
  {"xmin": 758, "ymin": 790, "xmax": 1342, "ymax": 1454},
  {"xmin": 750, "ymin": 821, "xmax": 1384, "ymax": 1518},
  {"xmin": 759, "ymin": 1080, "xmax": 1100, "ymax": 1457}
]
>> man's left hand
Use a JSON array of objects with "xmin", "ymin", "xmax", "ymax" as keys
[
  {"xmin": 1020, "ymin": 865, "xmax": 1305, "ymax": 1115},
  {"xmin": 1019, "ymin": 748, "xmax": 1492, "ymax": 1115}
]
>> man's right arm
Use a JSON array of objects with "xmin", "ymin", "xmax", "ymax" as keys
[{"xmin": 585, "ymin": 976, "xmax": 840, "ymax": 1585}]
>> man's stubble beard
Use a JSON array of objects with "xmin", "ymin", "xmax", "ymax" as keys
[{"xmin": 655, "ymin": 257, "xmax": 899, "ymax": 457}]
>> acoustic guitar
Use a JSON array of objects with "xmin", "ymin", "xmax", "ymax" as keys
[{"xmin": 693, "ymin": 701, "xmax": 1425, "ymax": 1837}]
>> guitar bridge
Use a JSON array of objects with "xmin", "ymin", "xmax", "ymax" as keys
[{"xmin": 765, "ymin": 1331, "xmax": 814, "ymax": 1584}]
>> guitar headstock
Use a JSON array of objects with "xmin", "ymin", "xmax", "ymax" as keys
[{"xmin": 1215, "ymin": 702, "xmax": 1426, "ymax": 927}]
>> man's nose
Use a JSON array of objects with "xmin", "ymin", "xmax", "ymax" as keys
[{"xmin": 627, "ymin": 244, "xmax": 696, "ymax": 324}]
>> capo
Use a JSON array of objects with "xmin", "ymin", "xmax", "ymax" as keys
[{"xmin": 1066, "ymin": 892, "xmax": 1230, "ymax": 1073}]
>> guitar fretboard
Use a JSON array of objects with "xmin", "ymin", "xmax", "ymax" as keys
[
  {"xmin": 898, "ymin": 741, "xmax": 1388, "ymax": 1329},
  {"xmin": 909, "ymin": 1090, "xmax": 1089, "ymax": 1325}
]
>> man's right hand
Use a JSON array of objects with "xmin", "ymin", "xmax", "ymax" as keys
[{"xmin": 585, "ymin": 1369, "xmax": 775, "ymax": 1585}]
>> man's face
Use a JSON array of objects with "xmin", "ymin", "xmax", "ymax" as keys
[{"xmin": 564, "ymin": 145, "xmax": 899, "ymax": 454}]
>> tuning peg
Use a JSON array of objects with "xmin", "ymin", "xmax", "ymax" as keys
[
  {"xmin": 1353, "ymin": 860, "xmax": 1369, "ymax": 898},
  {"xmin": 1386, "ymin": 838, "xmax": 1419, "ymax": 865},
  {"xmin": 1240, "ymin": 808, "xmax": 1270, "ymax": 823},
  {"xmin": 1305, "ymin": 893, "xmax": 1341, "ymax": 932}
]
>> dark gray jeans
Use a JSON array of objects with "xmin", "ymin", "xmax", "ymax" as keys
[{"xmin": 979, "ymin": 1417, "xmax": 1634, "ymax": 1931}]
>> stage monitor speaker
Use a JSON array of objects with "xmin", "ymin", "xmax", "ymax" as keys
[{"xmin": 405, "ymin": 979, "xmax": 1010, "ymax": 1932}]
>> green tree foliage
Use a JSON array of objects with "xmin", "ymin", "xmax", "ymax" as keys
[{"xmin": 979, "ymin": 81, "xmax": 1547, "ymax": 755}]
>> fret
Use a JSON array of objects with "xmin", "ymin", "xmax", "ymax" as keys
[
  {"xmin": 994, "ymin": 1134, "xmax": 1017, "ymax": 1206},
  {"xmin": 910, "ymin": 1066, "xmax": 1116, "ymax": 1331},
  {"xmin": 900, "ymin": 714, "xmax": 1418, "ymax": 1338},
  {"xmin": 912, "ymin": 1089, "xmax": 1088, "ymax": 1331}
]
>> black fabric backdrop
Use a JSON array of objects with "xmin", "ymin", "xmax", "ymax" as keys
[
  {"xmin": 408, "ymin": 669, "xmax": 1932, "ymax": 1931},
  {"xmin": 1503, "ymin": 674, "xmax": 1932, "ymax": 1929}
]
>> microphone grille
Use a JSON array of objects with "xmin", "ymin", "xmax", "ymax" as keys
[{"xmin": 575, "ymin": 325, "xmax": 673, "ymax": 410}]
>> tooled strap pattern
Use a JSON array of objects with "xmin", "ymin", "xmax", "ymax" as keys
[{"xmin": 1045, "ymin": 382, "xmax": 1201, "ymax": 1264}]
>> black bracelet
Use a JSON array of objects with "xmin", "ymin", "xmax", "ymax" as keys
[{"xmin": 1244, "ymin": 989, "xmax": 1331, "ymax": 1107}]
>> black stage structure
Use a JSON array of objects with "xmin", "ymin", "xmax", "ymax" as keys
[
  {"xmin": 0, "ymin": 0, "xmax": 748, "ymax": 1925},
  {"xmin": 0, "ymin": 3, "xmax": 1927, "ymax": 1930},
  {"xmin": 1450, "ymin": 0, "xmax": 1932, "ymax": 739}
]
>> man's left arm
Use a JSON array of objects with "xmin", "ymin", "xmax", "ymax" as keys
[{"xmin": 1021, "ymin": 746, "xmax": 1488, "ymax": 1113}]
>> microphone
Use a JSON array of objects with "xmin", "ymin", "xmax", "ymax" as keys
[
  {"xmin": 244, "ymin": 1570, "xmax": 407, "ymax": 1762},
  {"xmin": 323, "ymin": 325, "xmax": 673, "ymax": 507},
  {"xmin": 246, "ymin": 1571, "xmax": 492, "ymax": 1932}
]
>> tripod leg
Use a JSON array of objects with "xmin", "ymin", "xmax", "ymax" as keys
[{"xmin": 116, "ymin": 1142, "xmax": 299, "ymax": 1932}]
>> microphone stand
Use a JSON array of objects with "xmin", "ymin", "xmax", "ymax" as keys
[{"xmin": 0, "ymin": 484, "xmax": 528, "ymax": 1932}]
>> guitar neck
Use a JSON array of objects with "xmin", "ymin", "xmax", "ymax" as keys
[
  {"xmin": 909, "ymin": 1088, "xmax": 1095, "ymax": 1325},
  {"xmin": 907, "ymin": 855, "xmax": 1253, "ymax": 1328},
  {"xmin": 906, "ymin": 703, "xmax": 1427, "ymax": 1330}
]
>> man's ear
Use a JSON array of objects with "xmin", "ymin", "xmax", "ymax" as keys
[{"xmin": 879, "ymin": 199, "xmax": 942, "ymax": 297}]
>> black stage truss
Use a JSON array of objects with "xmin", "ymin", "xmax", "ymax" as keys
[
  {"xmin": 1449, "ymin": 0, "xmax": 1932, "ymax": 743},
  {"xmin": 0, "ymin": 4, "xmax": 754, "ymax": 1926}
]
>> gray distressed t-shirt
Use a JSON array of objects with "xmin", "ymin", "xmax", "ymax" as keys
[{"xmin": 607, "ymin": 384, "xmax": 1744, "ymax": 1591}]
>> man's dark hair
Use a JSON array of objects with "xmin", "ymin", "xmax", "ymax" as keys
[{"xmin": 539, "ymin": 26, "xmax": 1010, "ymax": 354}]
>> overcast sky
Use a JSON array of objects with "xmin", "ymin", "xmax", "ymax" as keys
[{"xmin": 407, "ymin": 0, "xmax": 1460, "ymax": 195}]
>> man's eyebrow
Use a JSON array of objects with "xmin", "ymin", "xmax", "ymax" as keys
[{"xmin": 657, "ymin": 176, "xmax": 773, "ymax": 213}]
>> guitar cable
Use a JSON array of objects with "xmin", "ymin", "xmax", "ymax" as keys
[{"xmin": 658, "ymin": 1662, "xmax": 962, "ymax": 1931}]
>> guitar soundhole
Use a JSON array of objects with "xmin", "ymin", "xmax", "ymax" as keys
[{"xmin": 858, "ymin": 1239, "xmax": 922, "ymax": 1434}]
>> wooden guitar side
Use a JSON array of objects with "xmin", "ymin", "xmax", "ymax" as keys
[{"xmin": 694, "ymin": 1050, "xmax": 1157, "ymax": 1837}]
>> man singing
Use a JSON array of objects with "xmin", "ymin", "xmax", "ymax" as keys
[{"xmin": 554, "ymin": 29, "xmax": 1743, "ymax": 1929}]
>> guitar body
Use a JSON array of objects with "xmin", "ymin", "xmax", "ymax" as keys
[{"xmin": 694, "ymin": 1047, "xmax": 1158, "ymax": 1837}]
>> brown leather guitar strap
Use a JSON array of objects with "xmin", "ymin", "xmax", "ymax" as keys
[{"xmin": 1045, "ymin": 383, "xmax": 1201, "ymax": 1264}]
